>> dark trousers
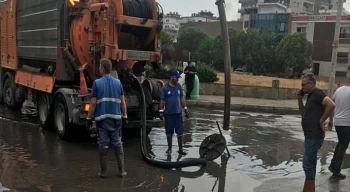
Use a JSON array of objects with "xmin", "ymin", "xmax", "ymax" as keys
[
  {"xmin": 330, "ymin": 126, "xmax": 350, "ymax": 173},
  {"xmin": 303, "ymin": 137, "xmax": 324, "ymax": 180},
  {"xmin": 164, "ymin": 113, "xmax": 183, "ymax": 136},
  {"xmin": 185, "ymin": 79, "xmax": 194, "ymax": 99},
  {"xmin": 96, "ymin": 119, "xmax": 122, "ymax": 148}
]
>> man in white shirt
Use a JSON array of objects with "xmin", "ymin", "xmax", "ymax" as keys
[{"xmin": 329, "ymin": 77, "xmax": 350, "ymax": 179}]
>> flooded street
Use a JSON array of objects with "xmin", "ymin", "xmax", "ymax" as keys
[{"xmin": 0, "ymin": 106, "xmax": 348, "ymax": 192}]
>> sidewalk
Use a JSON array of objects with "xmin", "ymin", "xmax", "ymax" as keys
[{"xmin": 186, "ymin": 95, "xmax": 300, "ymax": 114}]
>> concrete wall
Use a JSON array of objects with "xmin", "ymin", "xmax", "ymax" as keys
[
  {"xmin": 198, "ymin": 83, "xmax": 328, "ymax": 100},
  {"xmin": 318, "ymin": 61, "xmax": 349, "ymax": 78},
  {"xmin": 291, "ymin": 22, "xmax": 315, "ymax": 43},
  {"xmin": 258, "ymin": 4, "xmax": 287, "ymax": 13}
]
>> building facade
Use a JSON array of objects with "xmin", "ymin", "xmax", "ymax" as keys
[
  {"xmin": 163, "ymin": 12, "xmax": 182, "ymax": 41},
  {"xmin": 162, "ymin": 11, "xmax": 219, "ymax": 41},
  {"xmin": 249, "ymin": 13, "xmax": 290, "ymax": 35},
  {"xmin": 239, "ymin": 0, "xmax": 341, "ymax": 18},
  {"xmin": 291, "ymin": 15, "xmax": 350, "ymax": 80},
  {"xmin": 180, "ymin": 10, "xmax": 218, "ymax": 23}
]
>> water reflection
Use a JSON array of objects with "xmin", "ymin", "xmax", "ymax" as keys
[{"xmin": 0, "ymin": 106, "xmax": 343, "ymax": 192}]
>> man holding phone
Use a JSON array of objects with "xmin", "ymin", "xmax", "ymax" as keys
[{"xmin": 297, "ymin": 73, "xmax": 335, "ymax": 192}]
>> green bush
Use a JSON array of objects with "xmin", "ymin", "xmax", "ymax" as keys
[
  {"xmin": 146, "ymin": 62, "xmax": 218, "ymax": 83},
  {"xmin": 146, "ymin": 63, "xmax": 182, "ymax": 79},
  {"xmin": 196, "ymin": 62, "xmax": 219, "ymax": 83}
]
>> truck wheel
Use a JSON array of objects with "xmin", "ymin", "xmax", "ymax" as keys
[
  {"xmin": 0, "ymin": 92, "xmax": 4, "ymax": 104},
  {"xmin": 3, "ymin": 78, "xmax": 18, "ymax": 109},
  {"xmin": 38, "ymin": 93, "xmax": 53, "ymax": 130},
  {"xmin": 53, "ymin": 94, "xmax": 71, "ymax": 140}
]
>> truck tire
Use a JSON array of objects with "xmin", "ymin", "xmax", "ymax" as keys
[
  {"xmin": 38, "ymin": 93, "xmax": 53, "ymax": 130},
  {"xmin": 3, "ymin": 78, "xmax": 18, "ymax": 109},
  {"xmin": 0, "ymin": 90, "xmax": 4, "ymax": 104},
  {"xmin": 53, "ymin": 94, "xmax": 72, "ymax": 140}
]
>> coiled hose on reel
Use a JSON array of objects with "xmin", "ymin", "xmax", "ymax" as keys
[
  {"xmin": 132, "ymin": 74, "xmax": 208, "ymax": 169},
  {"xmin": 121, "ymin": 0, "xmax": 153, "ymax": 41}
]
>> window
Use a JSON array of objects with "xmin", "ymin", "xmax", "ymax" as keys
[
  {"xmin": 336, "ymin": 71, "xmax": 347, "ymax": 77},
  {"xmin": 312, "ymin": 63, "xmax": 319, "ymax": 75},
  {"xmin": 244, "ymin": 21, "xmax": 249, "ymax": 28},
  {"xmin": 337, "ymin": 52, "xmax": 348, "ymax": 64},
  {"xmin": 340, "ymin": 27, "xmax": 350, "ymax": 38},
  {"xmin": 279, "ymin": 23, "xmax": 286, "ymax": 32},
  {"xmin": 297, "ymin": 27, "xmax": 306, "ymax": 33},
  {"xmin": 166, "ymin": 19, "xmax": 169, "ymax": 22}
]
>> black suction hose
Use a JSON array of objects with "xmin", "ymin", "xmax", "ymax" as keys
[{"xmin": 132, "ymin": 74, "xmax": 208, "ymax": 168}]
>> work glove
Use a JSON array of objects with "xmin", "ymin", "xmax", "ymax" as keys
[
  {"xmin": 184, "ymin": 107, "xmax": 189, "ymax": 119},
  {"xmin": 159, "ymin": 110, "xmax": 164, "ymax": 120},
  {"xmin": 122, "ymin": 115, "xmax": 128, "ymax": 126}
]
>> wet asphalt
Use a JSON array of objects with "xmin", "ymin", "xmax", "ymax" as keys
[{"xmin": 0, "ymin": 106, "xmax": 349, "ymax": 192}]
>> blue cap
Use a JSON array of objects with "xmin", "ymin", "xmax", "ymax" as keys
[{"xmin": 169, "ymin": 69, "xmax": 181, "ymax": 78}]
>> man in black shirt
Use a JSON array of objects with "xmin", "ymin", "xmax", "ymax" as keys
[
  {"xmin": 184, "ymin": 61, "xmax": 197, "ymax": 100},
  {"xmin": 297, "ymin": 74, "xmax": 335, "ymax": 192}
]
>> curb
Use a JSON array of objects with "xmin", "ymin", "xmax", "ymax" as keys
[{"xmin": 186, "ymin": 100, "xmax": 300, "ymax": 115}]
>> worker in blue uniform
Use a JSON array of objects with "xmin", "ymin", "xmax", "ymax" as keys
[
  {"xmin": 159, "ymin": 69, "xmax": 189, "ymax": 155},
  {"xmin": 86, "ymin": 58, "xmax": 128, "ymax": 178}
]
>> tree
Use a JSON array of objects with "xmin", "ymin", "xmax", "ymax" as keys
[
  {"xmin": 160, "ymin": 32, "xmax": 175, "ymax": 62},
  {"xmin": 197, "ymin": 36, "xmax": 222, "ymax": 66},
  {"xmin": 177, "ymin": 28, "xmax": 208, "ymax": 60},
  {"xmin": 259, "ymin": 30, "xmax": 280, "ymax": 74},
  {"xmin": 228, "ymin": 29, "xmax": 245, "ymax": 68},
  {"xmin": 226, "ymin": 28, "xmax": 279, "ymax": 74},
  {"xmin": 275, "ymin": 33, "xmax": 313, "ymax": 78}
]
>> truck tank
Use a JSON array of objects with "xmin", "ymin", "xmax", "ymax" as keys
[{"xmin": 0, "ymin": 0, "xmax": 164, "ymax": 140}]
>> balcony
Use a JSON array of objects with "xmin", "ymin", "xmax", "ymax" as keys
[
  {"xmin": 264, "ymin": 0, "xmax": 280, "ymax": 2},
  {"xmin": 337, "ymin": 57, "xmax": 349, "ymax": 64},
  {"xmin": 339, "ymin": 38, "xmax": 350, "ymax": 44},
  {"xmin": 238, "ymin": 7, "xmax": 258, "ymax": 14},
  {"xmin": 238, "ymin": 0, "xmax": 257, "ymax": 3},
  {"xmin": 303, "ymin": 8, "xmax": 314, "ymax": 13}
]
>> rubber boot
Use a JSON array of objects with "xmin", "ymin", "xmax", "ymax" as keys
[
  {"xmin": 177, "ymin": 136, "xmax": 187, "ymax": 155},
  {"xmin": 332, "ymin": 172, "xmax": 347, "ymax": 179},
  {"xmin": 98, "ymin": 148, "xmax": 107, "ymax": 178},
  {"xmin": 166, "ymin": 136, "xmax": 172, "ymax": 154},
  {"xmin": 302, "ymin": 180, "xmax": 315, "ymax": 192},
  {"xmin": 115, "ymin": 146, "xmax": 127, "ymax": 178}
]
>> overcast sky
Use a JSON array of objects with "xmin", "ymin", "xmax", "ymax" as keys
[
  {"xmin": 157, "ymin": 0, "xmax": 350, "ymax": 21},
  {"xmin": 157, "ymin": 0, "xmax": 240, "ymax": 21}
]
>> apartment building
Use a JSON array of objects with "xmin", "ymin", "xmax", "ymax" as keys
[
  {"xmin": 291, "ymin": 15, "xmax": 350, "ymax": 80},
  {"xmin": 162, "ymin": 11, "xmax": 219, "ymax": 41},
  {"xmin": 239, "ymin": 0, "xmax": 341, "ymax": 18},
  {"xmin": 163, "ymin": 12, "xmax": 182, "ymax": 41}
]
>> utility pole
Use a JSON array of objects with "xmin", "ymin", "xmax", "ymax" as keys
[
  {"xmin": 215, "ymin": 0, "xmax": 231, "ymax": 130},
  {"xmin": 347, "ymin": 45, "xmax": 350, "ymax": 78},
  {"xmin": 328, "ymin": 0, "xmax": 344, "ymax": 96}
]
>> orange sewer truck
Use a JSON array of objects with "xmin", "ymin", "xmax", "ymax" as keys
[{"xmin": 0, "ymin": 0, "xmax": 164, "ymax": 140}]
